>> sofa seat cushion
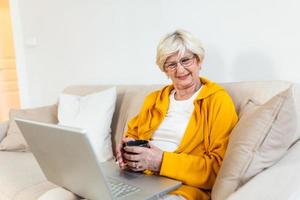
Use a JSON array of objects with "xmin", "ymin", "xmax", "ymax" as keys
[
  {"xmin": 0, "ymin": 152, "xmax": 77, "ymax": 200},
  {"xmin": 0, "ymin": 151, "xmax": 54, "ymax": 199}
]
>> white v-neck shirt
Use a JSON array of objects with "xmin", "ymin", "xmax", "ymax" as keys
[{"xmin": 150, "ymin": 87, "xmax": 202, "ymax": 152}]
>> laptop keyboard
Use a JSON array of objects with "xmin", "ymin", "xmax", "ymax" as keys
[{"xmin": 107, "ymin": 177, "xmax": 140, "ymax": 198}]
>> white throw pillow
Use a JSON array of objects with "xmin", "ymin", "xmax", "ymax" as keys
[{"xmin": 58, "ymin": 87, "xmax": 116, "ymax": 162}]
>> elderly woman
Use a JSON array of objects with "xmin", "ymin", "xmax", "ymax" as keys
[{"xmin": 116, "ymin": 29, "xmax": 238, "ymax": 200}]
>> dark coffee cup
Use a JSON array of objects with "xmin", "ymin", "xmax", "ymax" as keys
[
  {"xmin": 124, "ymin": 140, "xmax": 150, "ymax": 148},
  {"xmin": 123, "ymin": 140, "xmax": 149, "ymax": 155}
]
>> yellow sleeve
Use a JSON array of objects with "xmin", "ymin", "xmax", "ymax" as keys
[
  {"xmin": 159, "ymin": 91, "xmax": 238, "ymax": 189},
  {"xmin": 124, "ymin": 115, "xmax": 140, "ymax": 139},
  {"xmin": 124, "ymin": 91, "xmax": 158, "ymax": 139}
]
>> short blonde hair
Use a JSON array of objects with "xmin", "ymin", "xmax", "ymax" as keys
[{"xmin": 156, "ymin": 29, "xmax": 205, "ymax": 71}]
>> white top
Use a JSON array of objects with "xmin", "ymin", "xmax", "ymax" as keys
[{"xmin": 150, "ymin": 87, "xmax": 202, "ymax": 152}]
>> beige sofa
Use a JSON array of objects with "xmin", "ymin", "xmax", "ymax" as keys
[{"xmin": 0, "ymin": 81, "xmax": 300, "ymax": 200}]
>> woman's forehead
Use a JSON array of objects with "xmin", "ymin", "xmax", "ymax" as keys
[{"xmin": 166, "ymin": 50, "xmax": 193, "ymax": 62}]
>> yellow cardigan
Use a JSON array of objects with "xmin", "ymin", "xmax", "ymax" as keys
[{"xmin": 124, "ymin": 77, "xmax": 238, "ymax": 200}]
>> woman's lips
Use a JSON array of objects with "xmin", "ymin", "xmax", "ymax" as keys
[{"xmin": 177, "ymin": 74, "xmax": 190, "ymax": 80}]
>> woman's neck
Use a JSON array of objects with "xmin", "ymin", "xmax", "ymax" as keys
[{"xmin": 174, "ymin": 82, "xmax": 201, "ymax": 100}]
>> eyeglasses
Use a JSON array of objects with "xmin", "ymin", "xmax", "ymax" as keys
[{"xmin": 164, "ymin": 55, "xmax": 196, "ymax": 71}]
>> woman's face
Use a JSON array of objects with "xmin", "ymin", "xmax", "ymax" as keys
[{"xmin": 164, "ymin": 50, "xmax": 201, "ymax": 90}]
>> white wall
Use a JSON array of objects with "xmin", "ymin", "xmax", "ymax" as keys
[{"xmin": 10, "ymin": 0, "xmax": 300, "ymax": 108}]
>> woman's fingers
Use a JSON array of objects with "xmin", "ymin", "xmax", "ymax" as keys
[
  {"xmin": 126, "ymin": 160, "xmax": 144, "ymax": 171},
  {"xmin": 116, "ymin": 137, "xmax": 135, "ymax": 169},
  {"xmin": 123, "ymin": 146, "xmax": 145, "ymax": 154},
  {"xmin": 123, "ymin": 152, "xmax": 141, "ymax": 162},
  {"xmin": 116, "ymin": 144, "xmax": 124, "ymax": 163},
  {"xmin": 117, "ymin": 139, "xmax": 163, "ymax": 172},
  {"xmin": 122, "ymin": 146, "xmax": 146, "ymax": 171}
]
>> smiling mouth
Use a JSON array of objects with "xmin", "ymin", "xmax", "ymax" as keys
[{"xmin": 177, "ymin": 74, "xmax": 190, "ymax": 80}]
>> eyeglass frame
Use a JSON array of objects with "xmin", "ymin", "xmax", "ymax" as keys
[{"xmin": 163, "ymin": 54, "xmax": 196, "ymax": 72}]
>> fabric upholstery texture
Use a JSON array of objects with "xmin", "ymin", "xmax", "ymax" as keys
[
  {"xmin": 227, "ymin": 140, "xmax": 300, "ymax": 200},
  {"xmin": 212, "ymin": 87, "xmax": 298, "ymax": 200},
  {"xmin": 0, "ymin": 80, "xmax": 299, "ymax": 200},
  {"xmin": 0, "ymin": 105, "xmax": 58, "ymax": 152},
  {"xmin": 0, "ymin": 120, "xmax": 9, "ymax": 142},
  {"xmin": 0, "ymin": 152, "xmax": 55, "ymax": 200}
]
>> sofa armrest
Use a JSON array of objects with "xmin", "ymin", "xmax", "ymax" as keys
[
  {"xmin": 227, "ymin": 140, "xmax": 300, "ymax": 200},
  {"xmin": 0, "ymin": 120, "xmax": 9, "ymax": 142},
  {"xmin": 9, "ymin": 104, "xmax": 58, "ymax": 122},
  {"xmin": 0, "ymin": 104, "xmax": 58, "ymax": 151}
]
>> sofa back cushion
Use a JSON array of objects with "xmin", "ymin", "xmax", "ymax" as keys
[
  {"xmin": 63, "ymin": 80, "xmax": 293, "ymax": 154},
  {"xmin": 212, "ymin": 86, "xmax": 299, "ymax": 200},
  {"xmin": 225, "ymin": 139, "xmax": 300, "ymax": 200},
  {"xmin": 221, "ymin": 80, "xmax": 291, "ymax": 114},
  {"xmin": 0, "ymin": 80, "xmax": 293, "ymax": 153}
]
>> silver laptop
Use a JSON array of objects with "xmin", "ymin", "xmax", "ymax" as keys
[{"xmin": 15, "ymin": 118, "xmax": 181, "ymax": 200}]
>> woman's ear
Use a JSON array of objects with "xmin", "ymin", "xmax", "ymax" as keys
[
  {"xmin": 196, "ymin": 57, "xmax": 202, "ymax": 71},
  {"xmin": 196, "ymin": 57, "xmax": 202, "ymax": 65}
]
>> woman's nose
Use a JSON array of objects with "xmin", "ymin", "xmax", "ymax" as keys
[{"xmin": 176, "ymin": 63, "xmax": 186, "ymax": 73}]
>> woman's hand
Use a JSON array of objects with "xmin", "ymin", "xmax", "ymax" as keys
[
  {"xmin": 123, "ymin": 143, "xmax": 164, "ymax": 173},
  {"xmin": 116, "ymin": 137, "xmax": 135, "ymax": 170}
]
